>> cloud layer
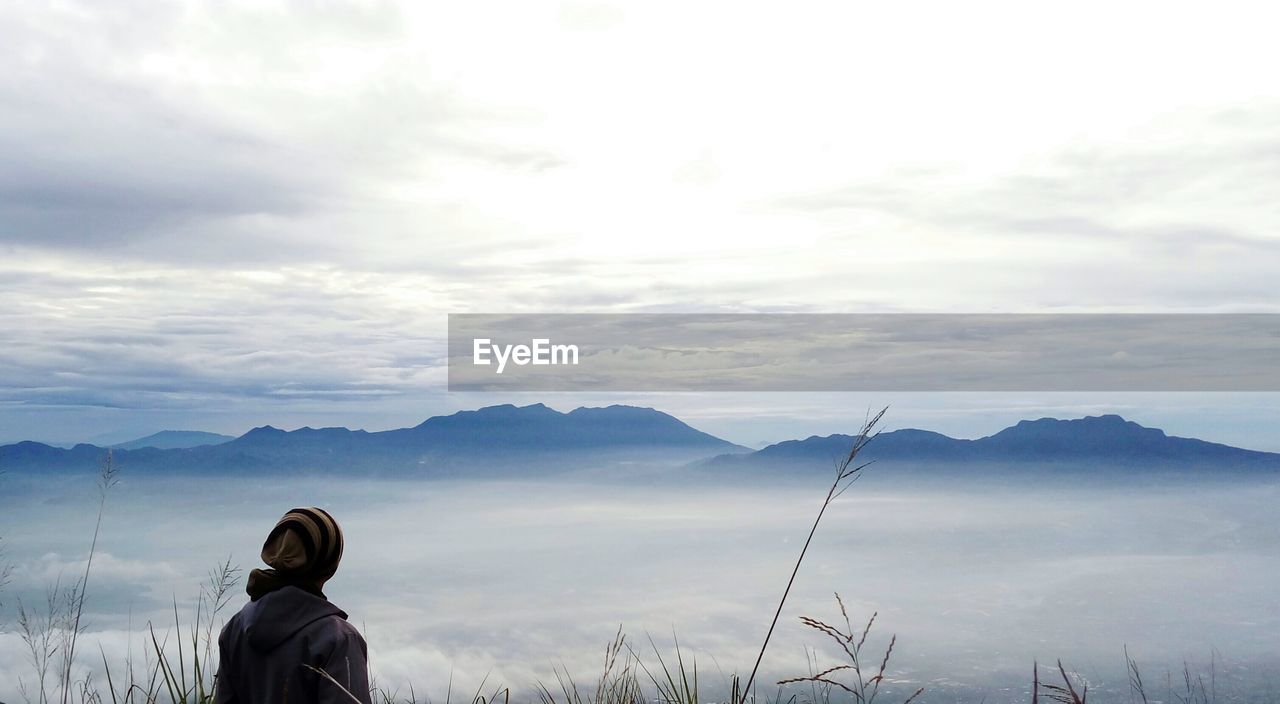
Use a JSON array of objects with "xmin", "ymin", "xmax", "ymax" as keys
[{"xmin": 3, "ymin": 1, "xmax": 1279, "ymax": 440}]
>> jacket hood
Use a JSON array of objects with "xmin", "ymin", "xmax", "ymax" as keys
[{"xmin": 240, "ymin": 585, "xmax": 348, "ymax": 652}]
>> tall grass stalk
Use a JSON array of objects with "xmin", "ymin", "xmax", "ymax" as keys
[
  {"xmin": 739, "ymin": 407, "xmax": 887, "ymax": 703},
  {"xmin": 636, "ymin": 632, "xmax": 703, "ymax": 704},
  {"xmin": 1, "ymin": 522, "xmax": 12, "ymax": 621},
  {"xmin": 143, "ymin": 560, "xmax": 241, "ymax": 703},
  {"xmin": 17, "ymin": 577, "xmax": 72, "ymax": 704},
  {"xmin": 59, "ymin": 451, "xmax": 120, "ymax": 704}
]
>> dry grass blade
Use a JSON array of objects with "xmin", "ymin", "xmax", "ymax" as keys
[
  {"xmin": 799, "ymin": 617, "xmax": 854, "ymax": 652},
  {"xmin": 1032, "ymin": 661, "xmax": 1087, "ymax": 704},
  {"xmin": 1125, "ymin": 646, "xmax": 1150, "ymax": 704},
  {"xmin": 778, "ymin": 676, "xmax": 859, "ymax": 695},
  {"xmin": 812, "ymin": 665, "xmax": 856, "ymax": 680},
  {"xmin": 1058, "ymin": 660, "xmax": 1087, "ymax": 704},
  {"xmin": 835, "ymin": 593, "xmax": 854, "ymax": 643},
  {"xmin": 866, "ymin": 635, "xmax": 896, "ymax": 701},
  {"xmin": 857, "ymin": 613, "xmax": 877, "ymax": 651},
  {"xmin": 780, "ymin": 594, "xmax": 919, "ymax": 704},
  {"xmin": 305, "ymin": 664, "xmax": 370, "ymax": 704}
]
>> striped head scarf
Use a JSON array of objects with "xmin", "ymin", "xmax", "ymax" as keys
[{"xmin": 246, "ymin": 507, "xmax": 344, "ymax": 601}]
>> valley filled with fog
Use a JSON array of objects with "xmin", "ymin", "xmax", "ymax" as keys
[{"xmin": 1, "ymin": 469, "xmax": 1277, "ymax": 703}]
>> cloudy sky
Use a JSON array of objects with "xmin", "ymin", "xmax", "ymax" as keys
[{"xmin": 3, "ymin": 1, "xmax": 1279, "ymax": 447}]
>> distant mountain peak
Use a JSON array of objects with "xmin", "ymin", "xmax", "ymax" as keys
[
  {"xmin": 416, "ymin": 403, "xmax": 561, "ymax": 426},
  {"xmin": 110, "ymin": 430, "xmax": 236, "ymax": 451},
  {"xmin": 568, "ymin": 404, "xmax": 661, "ymax": 416},
  {"xmin": 1011, "ymin": 414, "xmax": 1120, "ymax": 427},
  {"xmin": 481, "ymin": 402, "xmax": 553, "ymax": 412},
  {"xmin": 708, "ymin": 413, "xmax": 1279, "ymax": 472},
  {"xmin": 990, "ymin": 414, "xmax": 1169, "ymax": 443},
  {"xmin": 238, "ymin": 425, "xmax": 286, "ymax": 440},
  {"xmin": 1013, "ymin": 414, "xmax": 1145, "ymax": 428}
]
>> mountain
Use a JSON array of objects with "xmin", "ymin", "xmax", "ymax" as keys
[
  {"xmin": 4, "ymin": 409, "xmax": 1277, "ymax": 477},
  {"xmin": 0, "ymin": 404, "xmax": 746, "ymax": 475},
  {"xmin": 111, "ymin": 430, "xmax": 236, "ymax": 451},
  {"xmin": 704, "ymin": 415, "xmax": 1280, "ymax": 472},
  {"xmin": 380, "ymin": 403, "xmax": 741, "ymax": 453}
]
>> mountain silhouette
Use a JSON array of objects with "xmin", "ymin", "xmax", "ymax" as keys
[
  {"xmin": 0, "ymin": 404, "xmax": 745, "ymax": 475},
  {"xmin": 705, "ymin": 414, "xmax": 1280, "ymax": 472},
  {"xmin": 3, "ymin": 409, "xmax": 1277, "ymax": 476},
  {"xmin": 110, "ymin": 430, "xmax": 236, "ymax": 450}
]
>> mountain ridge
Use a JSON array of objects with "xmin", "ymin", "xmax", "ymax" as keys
[
  {"xmin": 704, "ymin": 414, "xmax": 1280, "ymax": 471},
  {"xmin": 2, "ymin": 408, "xmax": 1276, "ymax": 476},
  {"xmin": 0, "ymin": 404, "xmax": 745, "ymax": 475},
  {"xmin": 110, "ymin": 430, "xmax": 236, "ymax": 451}
]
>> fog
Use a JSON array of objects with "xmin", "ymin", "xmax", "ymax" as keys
[{"xmin": 1, "ymin": 470, "xmax": 1277, "ymax": 703}]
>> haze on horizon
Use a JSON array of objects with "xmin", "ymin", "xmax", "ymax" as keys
[
  {"xmin": 3, "ymin": 1, "xmax": 1279, "ymax": 445},
  {"xmin": 2, "ymin": 470, "xmax": 1278, "ymax": 704}
]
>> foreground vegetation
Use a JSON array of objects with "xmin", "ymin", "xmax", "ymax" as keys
[{"xmin": 0, "ymin": 418, "xmax": 1269, "ymax": 704}]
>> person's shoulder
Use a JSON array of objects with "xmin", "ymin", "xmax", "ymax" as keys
[
  {"xmin": 222, "ymin": 604, "xmax": 246, "ymax": 627},
  {"xmin": 327, "ymin": 611, "xmax": 366, "ymax": 642},
  {"xmin": 322, "ymin": 606, "xmax": 368, "ymax": 650},
  {"xmin": 298, "ymin": 607, "xmax": 367, "ymax": 656},
  {"xmin": 217, "ymin": 606, "xmax": 246, "ymax": 644}
]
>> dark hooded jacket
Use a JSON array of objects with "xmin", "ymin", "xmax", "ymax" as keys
[{"xmin": 215, "ymin": 586, "xmax": 372, "ymax": 704}]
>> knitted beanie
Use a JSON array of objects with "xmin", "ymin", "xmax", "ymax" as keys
[{"xmin": 260, "ymin": 507, "xmax": 344, "ymax": 581}]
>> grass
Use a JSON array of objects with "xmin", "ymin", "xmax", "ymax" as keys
[
  {"xmin": 13, "ymin": 452, "xmax": 117, "ymax": 704},
  {"xmin": 1032, "ymin": 660, "xmax": 1088, "ymax": 704},
  {"xmin": 0, "ymin": 413, "xmax": 1271, "ymax": 703},
  {"xmin": 536, "ymin": 628, "xmax": 643, "ymax": 704},
  {"xmin": 740, "ymin": 407, "xmax": 887, "ymax": 702},
  {"xmin": 1, "ymin": 466, "xmax": 15, "ymax": 625},
  {"xmin": 777, "ymin": 593, "xmax": 922, "ymax": 704}
]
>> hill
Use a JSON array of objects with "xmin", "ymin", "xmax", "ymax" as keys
[
  {"xmin": 110, "ymin": 430, "xmax": 236, "ymax": 450},
  {"xmin": 5, "ymin": 410, "xmax": 1278, "ymax": 477},
  {"xmin": 703, "ymin": 415, "xmax": 1280, "ymax": 473},
  {"xmin": 0, "ymin": 404, "xmax": 746, "ymax": 475}
]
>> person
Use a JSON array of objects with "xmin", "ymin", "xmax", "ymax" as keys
[{"xmin": 215, "ymin": 507, "xmax": 372, "ymax": 704}]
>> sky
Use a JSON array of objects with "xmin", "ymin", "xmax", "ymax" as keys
[{"xmin": 2, "ymin": 1, "xmax": 1280, "ymax": 448}]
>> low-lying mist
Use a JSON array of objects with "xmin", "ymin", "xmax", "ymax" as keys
[{"xmin": 1, "ymin": 467, "xmax": 1276, "ymax": 702}]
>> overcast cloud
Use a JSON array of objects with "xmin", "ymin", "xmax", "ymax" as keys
[{"xmin": 2, "ymin": 1, "xmax": 1279, "ymax": 444}]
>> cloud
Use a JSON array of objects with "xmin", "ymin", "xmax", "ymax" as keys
[
  {"xmin": 771, "ymin": 104, "xmax": 1280, "ymax": 308},
  {"xmin": 0, "ymin": 1, "xmax": 564, "ymax": 266},
  {"xmin": 0, "ymin": 264, "xmax": 452, "ymax": 418},
  {"xmin": 14, "ymin": 551, "xmax": 181, "ymax": 586},
  {"xmin": 3, "ymin": 1, "xmax": 1280, "ymax": 441},
  {"xmin": 3, "ymin": 474, "xmax": 1278, "ymax": 701},
  {"xmin": 0, "ymin": 7, "xmax": 330, "ymax": 250}
]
